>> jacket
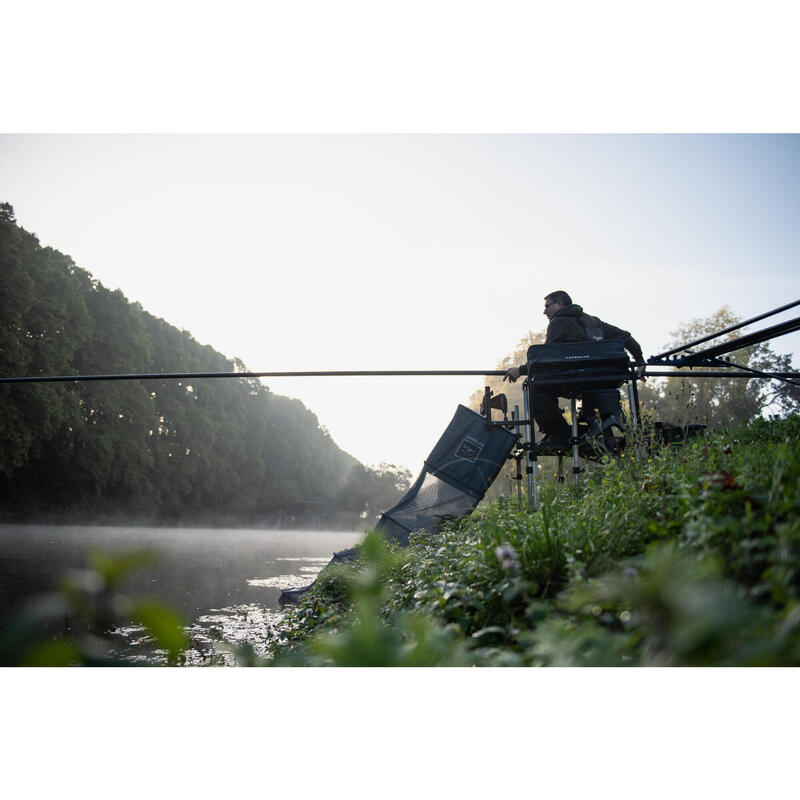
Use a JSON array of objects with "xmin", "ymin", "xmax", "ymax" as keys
[{"xmin": 521, "ymin": 303, "xmax": 644, "ymax": 373}]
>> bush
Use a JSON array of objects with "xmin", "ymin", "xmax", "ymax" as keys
[{"xmin": 269, "ymin": 416, "xmax": 800, "ymax": 667}]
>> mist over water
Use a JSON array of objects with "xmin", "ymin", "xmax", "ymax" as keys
[{"xmin": 0, "ymin": 524, "xmax": 364, "ymax": 664}]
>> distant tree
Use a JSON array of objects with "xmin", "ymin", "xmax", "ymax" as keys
[
  {"xmin": 638, "ymin": 306, "xmax": 798, "ymax": 427},
  {"xmin": 365, "ymin": 461, "xmax": 413, "ymax": 515},
  {"xmin": 335, "ymin": 461, "xmax": 411, "ymax": 520},
  {"xmin": 0, "ymin": 204, "xmax": 408, "ymax": 524},
  {"xmin": 467, "ymin": 329, "xmax": 546, "ymax": 417}
]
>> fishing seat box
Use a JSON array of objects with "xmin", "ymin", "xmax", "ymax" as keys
[{"xmin": 525, "ymin": 339, "xmax": 630, "ymax": 395}]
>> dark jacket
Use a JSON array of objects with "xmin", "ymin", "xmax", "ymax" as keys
[{"xmin": 521, "ymin": 303, "xmax": 644, "ymax": 373}]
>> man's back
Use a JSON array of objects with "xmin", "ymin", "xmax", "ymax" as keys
[{"xmin": 546, "ymin": 303, "xmax": 643, "ymax": 363}]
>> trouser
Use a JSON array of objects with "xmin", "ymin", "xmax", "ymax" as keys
[{"xmin": 530, "ymin": 388, "xmax": 571, "ymax": 437}]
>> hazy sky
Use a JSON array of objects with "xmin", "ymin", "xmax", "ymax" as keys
[{"xmin": 2, "ymin": 134, "xmax": 798, "ymax": 472}]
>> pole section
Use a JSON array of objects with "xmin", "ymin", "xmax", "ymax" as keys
[
  {"xmin": 3, "ymin": 369, "xmax": 799, "ymax": 385},
  {"xmin": 522, "ymin": 381, "xmax": 534, "ymax": 512},
  {"xmin": 627, "ymin": 382, "xmax": 639, "ymax": 430},
  {"xmin": 571, "ymin": 396, "xmax": 580, "ymax": 487},
  {"xmin": 513, "ymin": 405, "xmax": 522, "ymax": 510}
]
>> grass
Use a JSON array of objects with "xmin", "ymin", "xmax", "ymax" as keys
[{"xmin": 269, "ymin": 415, "xmax": 800, "ymax": 666}]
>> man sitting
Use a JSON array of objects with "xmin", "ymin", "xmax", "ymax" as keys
[{"xmin": 503, "ymin": 290, "xmax": 646, "ymax": 451}]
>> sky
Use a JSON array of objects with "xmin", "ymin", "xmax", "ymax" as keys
[{"xmin": 1, "ymin": 134, "xmax": 799, "ymax": 473}]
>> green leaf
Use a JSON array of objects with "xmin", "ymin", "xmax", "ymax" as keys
[
  {"xmin": 132, "ymin": 601, "xmax": 186, "ymax": 664},
  {"xmin": 21, "ymin": 640, "xmax": 82, "ymax": 667}
]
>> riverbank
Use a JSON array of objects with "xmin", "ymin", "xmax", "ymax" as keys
[{"xmin": 268, "ymin": 416, "xmax": 800, "ymax": 666}]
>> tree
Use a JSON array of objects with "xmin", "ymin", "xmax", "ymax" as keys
[
  {"xmin": 0, "ymin": 204, "xmax": 409, "ymax": 523},
  {"xmin": 467, "ymin": 329, "xmax": 546, "ymax": 418},
  {"xmin": 638, "ymin": 306, "xmax": 798, "ymax": 427}
]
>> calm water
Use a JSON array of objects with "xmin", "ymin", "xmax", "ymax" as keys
[{"xmin": 0, "ymin": 524, "xmax": 364, "ymax": 664}]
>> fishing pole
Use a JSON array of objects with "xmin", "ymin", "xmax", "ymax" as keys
[
  {"xmin": 0, "ymin": 369, "xmax": 506, "ymax": 384},
  {"xmin": 2, "ymin": 369, "xmax": 799, "ymax": 384},
  {"xmin": 650, "ymin": 299, "xmax": 800, "ymax": 360}
]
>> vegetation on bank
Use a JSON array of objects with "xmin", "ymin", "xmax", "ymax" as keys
[
  {"xmin": 267, "ymin": 415, "xmax": 800, "ymax": 666},
  {"xmin": 0, "ymin": 203, "xmax": 409, "ymax": 524},
  {"xmin": 3, "ymin": 416, "xmax": 799, "ymax": 666}
]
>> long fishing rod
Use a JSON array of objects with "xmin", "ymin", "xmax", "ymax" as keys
[
  {"xmin": 650, "ymin": 299, "xmax": 800, "ymax": 361},
  {"xmin": 2, "ymin": 369, "xmax": 800, "ymax": 385},
  {"xmin": 669, "ymin": 315, "xmax": 800, "ymax": 364},
  {"xmin": 0, "ymin": 369, "xmax": 508, "ymax": 384}
]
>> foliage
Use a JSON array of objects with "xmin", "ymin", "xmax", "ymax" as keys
[
  {"xmin": 638, "ymin": 306, "xmax": 798, "ymax": 427},
  {"xmin": 271, "ymin": 530, "xmax": 474, "ymax": 666},
  {"xmin": 467, "ymin": 328, "xmax": 546, "ymax": 420},
  {"xmin": 0, "ymin": 204, "xmax": 408, "ymax": 524},
  {"xmin": 268, "ymin": 416, "xmax": 800, "ymax": 666},
  {"xmin": 0, "ymin": 549, "xmax": 187, "ymax": 666}
]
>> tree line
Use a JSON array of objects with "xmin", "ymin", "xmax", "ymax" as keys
[{"xmin": 0, "ymin": 203, "xmax": 410, "ymax": 526}]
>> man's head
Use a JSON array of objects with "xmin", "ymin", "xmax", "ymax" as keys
[{"xmin": 543, "ymin": 290, "xmax": 571, "ymax": 320}]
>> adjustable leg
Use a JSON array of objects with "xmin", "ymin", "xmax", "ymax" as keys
[
  {"xmin": 632, "ymin": 377, "xmax": 641, "ymax": 422},
  {"xmin": 523, "ymin": 382, "xmax": 536, "ymax": 511},
  {"xmin": 570, "ymin": 396, "xmax": 580, "ymax": 486},
  {"xmin": 513, "ymin": 405, "xmax": 523, "ymax": 510},
  {"xmin": 627, "ymin": 382, "xmax": 639, "ymax": 430},
  {"xmin": 557, "ymin": 453, "xmax": 564, "ymax": 483}
]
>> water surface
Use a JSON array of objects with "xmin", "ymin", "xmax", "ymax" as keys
[{"xmin": 0, "ymin": 524, "xmax": 364, "ymax": 664}]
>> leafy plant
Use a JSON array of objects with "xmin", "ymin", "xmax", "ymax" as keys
[
  {"xmin": 0, "ymin": 549, "xmax": 187, "ymax": 666},
  {"xmin": 270, "ymin": 416, "xmax": 800, "ymax": 667}
]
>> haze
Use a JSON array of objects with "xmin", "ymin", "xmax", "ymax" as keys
[{"xmin": 1, "ymin": 134, "xmax": 798, "ymax": 472}]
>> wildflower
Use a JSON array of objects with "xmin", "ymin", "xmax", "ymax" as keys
[
  {"xmin": 622, "ymin": 567, "xmax": 639, "ymax": 581},
  {"xmin": 705, "ymin": 470, "xmax": 736, "ymax": 490},
  {"xmin": 494, "ymin": 542, "xmax": 520, "ymax": 571}
]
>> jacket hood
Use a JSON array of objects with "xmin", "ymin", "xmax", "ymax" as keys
[{"xmin": 555, "ymin": 303, "xmax": 584, "ymax": 317}]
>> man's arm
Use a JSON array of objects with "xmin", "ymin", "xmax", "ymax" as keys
[
  {"xmin": 599, "ymin": 320, "xmax": 646, "ymax": 380},
  {"xmin": 599, "ymin": 320, "xmax": 643, "ymax": 362}
]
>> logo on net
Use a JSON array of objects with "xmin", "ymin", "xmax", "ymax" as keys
[{"xmin": 455, "ymin": 434, "xmax": 484, "ymax": 463}]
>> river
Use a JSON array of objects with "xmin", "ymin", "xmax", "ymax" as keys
[{"xmin": 0, "ymin": 524, "xmax": 364, "ymax": 665}]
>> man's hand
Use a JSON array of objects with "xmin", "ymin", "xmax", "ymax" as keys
[
  {"xmin": 504, "ymin": 366, "xmax": 522, "ymax": 383},
  {"xmin": 635, "ymin": 365, "xmax": 647, "ymax": 382}
]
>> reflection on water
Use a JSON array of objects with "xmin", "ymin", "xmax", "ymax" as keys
[
  {"xmin": 115, "ymin": 604, "xmax": 288, "ymax": 666},
  {"xmin": 248, "ymin": 575, "xmax": 312, "ymax": 587},
  {"xmin": 0, "ymin": 524, "xmax": 363, "ymax": 666},
  {"xmin": 246, "ymin": 559, "xmax": 329, "ymax": 588}
]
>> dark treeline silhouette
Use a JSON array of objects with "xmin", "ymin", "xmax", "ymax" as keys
[{"xmin": 0, "ymin": 203, "xmax": 410, "ymax": 526}]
